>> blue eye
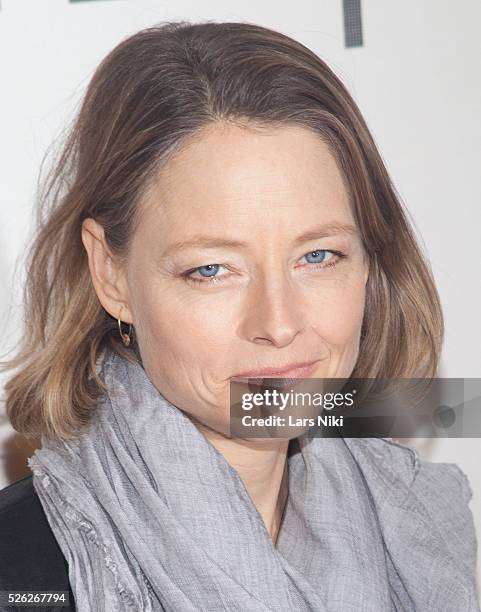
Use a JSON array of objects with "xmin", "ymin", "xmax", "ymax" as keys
[
  {"xmin": 196, "ymin": 264, "xmax": 220, "ymax": 277},
  {"xmin": 183, "ymin": 263, "xmax": 227, "ymax": 284},
  {"xmin": 304, "ymin": 250, "xmax": 332, "ymax": 264}
]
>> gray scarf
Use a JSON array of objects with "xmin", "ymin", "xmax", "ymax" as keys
[{"xmin": 28, "ymin": 348, "xmax": 480, "ymax": 611}]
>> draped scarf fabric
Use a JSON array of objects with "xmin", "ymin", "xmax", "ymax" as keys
[{"xmin": 28, "ymin": 349, "xmax": 480, "ymax": 611}]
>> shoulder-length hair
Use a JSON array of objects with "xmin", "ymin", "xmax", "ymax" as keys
[{"xmin": 1, "ymin": 21, "xmax": 443, "ymax": 440}]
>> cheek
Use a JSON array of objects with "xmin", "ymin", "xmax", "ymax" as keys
[
  {"xmin": 130, "ymin": 283, "xmax": 233, "ymax": 415},
  {"xmin": 309, "ymin": 279, "xmax": 366, "ymax": 347},
  {"xmin": 131, "ymin": 281, "xmax": 232, "ymax": 366}
]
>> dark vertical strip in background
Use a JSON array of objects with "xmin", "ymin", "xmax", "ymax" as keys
[{"xmin": 343, "ymin": 0, "xmax": 363, "ymax": 48}]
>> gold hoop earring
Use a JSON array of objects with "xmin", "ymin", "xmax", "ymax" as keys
[{"xmin": 118, "ymin": 311, "xmax": 132, "ymax": 347}]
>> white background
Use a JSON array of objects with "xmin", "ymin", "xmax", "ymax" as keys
[{"xmin": 1, "ymin": 0, "xmax": 480, "ymax": 591}]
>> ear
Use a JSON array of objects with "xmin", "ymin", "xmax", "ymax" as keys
[{"xmin": 81, "ymin": 218, "xmax": 133, "ymax": 323}]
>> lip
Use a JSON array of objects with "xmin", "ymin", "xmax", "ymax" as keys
[{"xmin": 232, "ymin": 360, "xmax": 320, "ymax": 381}]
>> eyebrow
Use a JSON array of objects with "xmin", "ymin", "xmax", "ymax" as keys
[{"xmin": 161, "ymin": 222, "xmax": 358, "ymax": 258}]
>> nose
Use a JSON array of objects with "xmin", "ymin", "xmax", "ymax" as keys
[{"xmin": 239, "ymin": 271, "xmax": 306, "ymax": 348}]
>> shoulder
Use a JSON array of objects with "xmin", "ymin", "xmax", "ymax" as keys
[
  {"xmin": 414, "ymin": 456, "xmax": 474, "ymax": 505},
  {"xmin": 0, "ymin": 474, "xmax": 75, "ymax": 608},
  {"xmin": 413, "ymin": 456, "xmax": 478, "ymax": 572},
  {"xmin": 345, "ymin": 437, "xmax": 479, "ymax": 584},
  {"xmin": 0, "ymin": 473, "xmax": 37, "ymax": 513},
  {"xmin": 385, "ymin": 438, "xmax": 478, "ymax": 582}
]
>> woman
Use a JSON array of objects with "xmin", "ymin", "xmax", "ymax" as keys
[{"xmin": 0, "ymin": 20, "xmax": 478, "ymax": 611}]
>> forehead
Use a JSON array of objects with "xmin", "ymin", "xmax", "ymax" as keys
[{"xmin": 138, "ymin": 121, "xmax": 352, "ymax": 231}]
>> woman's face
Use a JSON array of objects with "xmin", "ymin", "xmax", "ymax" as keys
[{"xmin": 122, "ymin": 122, "xmax": 368, "ymax": 435}]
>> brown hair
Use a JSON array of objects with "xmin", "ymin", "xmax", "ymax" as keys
[{"xmin": 0, "ymin": 20, "xmax": 443, "ymax": 441}]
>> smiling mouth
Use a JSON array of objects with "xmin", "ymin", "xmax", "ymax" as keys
[
  {"xmin": 231, "ymin": 360, "xmax": 320, "ymax": 390},
  {"xmin": 231, "ymin": 360, "xmax": 320, "ymax": 383}
]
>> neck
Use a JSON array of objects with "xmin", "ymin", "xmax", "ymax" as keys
[{"xmin": 193, "ymin": 422, "xmax": 290, "ymax": 545}]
